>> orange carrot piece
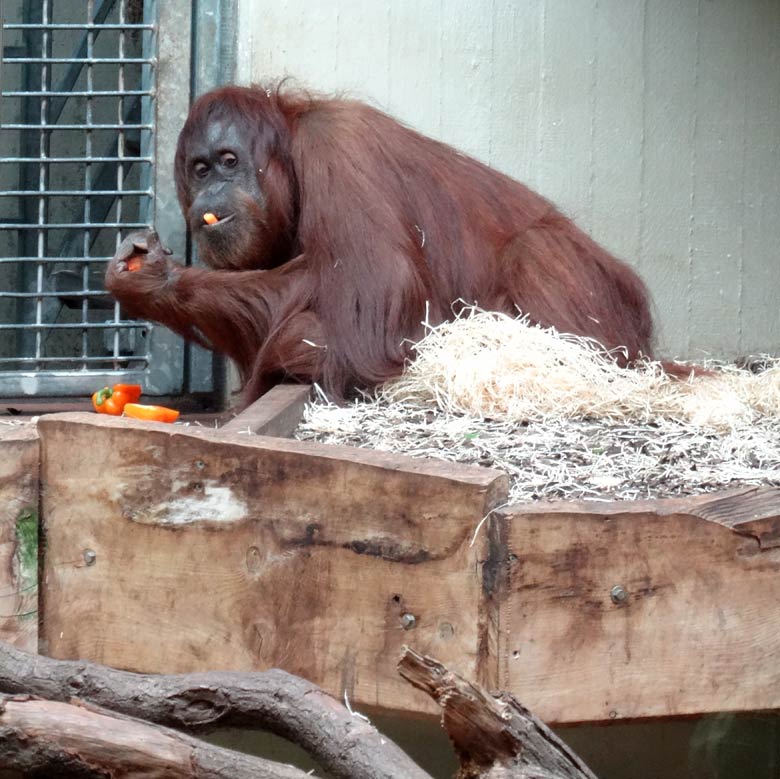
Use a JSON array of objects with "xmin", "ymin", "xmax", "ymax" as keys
[{"xmin": 123, "ymin": 403, "xmax": 180, "ymax": 423}]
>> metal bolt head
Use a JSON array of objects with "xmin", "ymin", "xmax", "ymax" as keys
[
  {"xmin": 610, "ymin": 585, "xmax": 628, "ymax": 604},
  {"xmin": 83, "ymin": 549, "xmax": 97, "ymax": 566},
  {"xmin": 400, "ymin": 613, "xmax": 416, "ymax": 630}
]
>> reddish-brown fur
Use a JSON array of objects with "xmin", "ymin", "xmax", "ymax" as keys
[{"xmin": 106, "ymin": 83, "xmax": 657, "ymax": 404}]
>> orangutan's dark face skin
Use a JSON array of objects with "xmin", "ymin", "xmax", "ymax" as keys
[{"xmin": 181, "ymin": 119, "xmax": 269, "ymax": 270}]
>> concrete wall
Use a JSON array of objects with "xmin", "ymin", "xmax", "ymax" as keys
[{"xmin": 235, "ymin": 0, "xmax": 780, "ymax": 361}]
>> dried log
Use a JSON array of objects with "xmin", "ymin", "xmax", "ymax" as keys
[
  {"xmin": 398, "ymin": 647, "xmax": 599, "ymax": 779},
  {"xmin": 0, "ymin": 641, "xmax": 431, "ymax": 779},
  {"xmin": 0, "ymin": 640, "xmax": 599, "ymax": 779},
  {"xmin": 0, "ymin": 694, "xmax": 315, "ymax": 779}
]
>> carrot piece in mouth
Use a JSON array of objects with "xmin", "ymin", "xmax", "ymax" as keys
[{"xmin": 203, "ymin": 212, "xmax": 219, "ymax": 225}]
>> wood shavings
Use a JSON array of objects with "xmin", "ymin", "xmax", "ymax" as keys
[
  {"xmin": 296, "ymin": 311, "xmax": 780, "ymax": 502},
  {"xmin": 384, "ymin": 310, "xmax": 780, "ymax": 430}
]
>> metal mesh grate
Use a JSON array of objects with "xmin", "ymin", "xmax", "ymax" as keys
[{"xmin": 0, "ymin": 0, "xmax": 160, "ymax": 394}]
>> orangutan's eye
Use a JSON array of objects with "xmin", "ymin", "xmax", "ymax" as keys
[
  {"xmin": 193, "ymin": 160, "xmax": 209, "ymax": 178},
  {"xmin": 221, "ymin": 152, "xmax": 238, "ymax": 169}
]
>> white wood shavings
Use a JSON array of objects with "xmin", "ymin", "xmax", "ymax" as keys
[{"xmin": 295, "ymin": 311, "xmax": 780, "ymax": 502}]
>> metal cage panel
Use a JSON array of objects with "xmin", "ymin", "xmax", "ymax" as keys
[{"xmin": 0, "ymin": 0, "xmax": 190, "ymax": 397}]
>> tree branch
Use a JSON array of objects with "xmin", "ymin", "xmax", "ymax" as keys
[
  {"xmin": 0, "ymin": 641, "xmax": 431, "ymax": 779},
  {"xmin": 0, "ymin": 694, "xmax": 315, "ymax": 779},
  {"xmin": 397, "ymin": 647, "xmax": 599, "ymax": 779},
  {"xmin": 0, "ymin": 641, "xmax": 600, "ymax": 779}
]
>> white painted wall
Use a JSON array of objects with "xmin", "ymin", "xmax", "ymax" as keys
[{"xmin": 236, "ymin": 0, "xmax": 780, "ymax": 361}]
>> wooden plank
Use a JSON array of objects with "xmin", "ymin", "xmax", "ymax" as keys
[
  {"xmin": 38, "ymin": 412, "xmax": 508, "ymax": 715},
  {"xmin": 220, "ymin": 384, "xmax": 312, "ymax": 438},
  {"xmin": 494, "ymin": 488, "xmax": 780, "ymax": 724},
  {"xmin": 0, "ymin": 423, "xmax": 39, "ymax": 652}
]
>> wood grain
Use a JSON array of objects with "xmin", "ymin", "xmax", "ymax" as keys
[
  {"xmin": 220, "ymin": 384, "xmax": 312, "ymax": 437},
  {"xmin": 494, "ymin": 491, "xmax": 780, "ymax": 723},
  {"xmin": 0, "ymin": 423, "xmax": 39, "ymax": 652},
  {"xmin": 37, "ymin": 410, "xmax": 780, "ymax": 724},
  {"xmin": 0, "ymin": 695, "xmax": 312, "ymax": 779},
  {"xmin": 38, "ymin": 413, "xmax": 508, "ymax": 715},
  {"xmin": 398, "ymin": 647, "xmax": 598, "ymax": 779},
  {"xmin": 0, "ymin": 641, "xmax": 432, "ymax": 779}
]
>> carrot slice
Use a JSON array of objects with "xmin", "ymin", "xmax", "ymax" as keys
[
  {"xmin": 127, "ymin": 256, "xmax": 143, "ymax": 272},
  {"xmin": 123, "ymin": 403, "xmax": 180, "ymax": 423},
  {"xmin": 203, "ymin": 212, "xmax": 219, "ymax": 225}
]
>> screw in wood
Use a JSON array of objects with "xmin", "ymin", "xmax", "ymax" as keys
[
  {"xmin": 610, "ymin": 585, "xmax": 628, "ymax": 604},
  {"xmin": 400, "ymin": 613, "xmax": 416, "ymax": 630}
]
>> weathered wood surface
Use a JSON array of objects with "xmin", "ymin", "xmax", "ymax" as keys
[
  {"xmin": 38, "ymin": 412, "xmax": 508, "ymax": 715},
  {"xmin": 398, "ymin": 647, "xmax": 598, "ymax": 779},
  {"xmin": 0, "ymin": 423, "xmax": 39, "ymax": 652},
  {"xmin": 220, "ymin": 384, "xmax": 312, "ymax": 437},
  {"xmin": 0, "ymin": 640, "xmax": 600, "ymax": 779},
  {"xmin": 492, "ymin": 487, "xmax": 780, "ymax": 724},
  {"xmin": 0, "ymin": 640, "xmax": 431, "ymax": 779},
  {"xmin": 0, "ymin": 694, "xmax": 313, "ymax": 779},
  {"xmin": 35, "ymin": 407, "xmax": 780, "ymax": 724}
]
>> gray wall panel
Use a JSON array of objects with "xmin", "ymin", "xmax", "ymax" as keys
[{"xmin": 236, "ymin": 0, "xmax": 780, "ymax": 361}]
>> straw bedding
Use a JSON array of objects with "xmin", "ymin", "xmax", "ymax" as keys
[{"xmin": 296, "ymin": 311, "xmax": 780, "ymax": 502}]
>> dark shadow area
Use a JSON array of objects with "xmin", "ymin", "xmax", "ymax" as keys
[{"xmin": 202, "ymin": 711, "xmax": 780, "ymax": 779}]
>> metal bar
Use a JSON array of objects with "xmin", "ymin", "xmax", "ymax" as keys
[
  {"xmin": 0, "ymin": 223, "xmax": 149, "ymax": 229},
  {"xmin": 1, "ymin": 189, "xmax": 151, "ymax": 196},
  {"xmin": 0, "ymin": 322, "xmax": 143, "ymax": 331},
  {"xmin": 13, "ymin": 0, "xmax": 42, "ymax": 358},
  {"xmin": 0, "ymin": 256, "xmax": 117, "ymax": 263},
  {"xmin": 5, "ymin": 23, "xmax": 153, "ymax": 30},
  {"xmin": 1, "ymin": 0, "xmax": 4, "ymax": 92},
  {"xmin": 0, "ymin": 356, "xmax": 145, "ymax": 363},
  {"xmin": 3, "ymin": 89, "xmax": 153, "ymax": 97},
  {"xmin": 82, "ymin": 0, "xmax": 96, "ymax": 367},
  {"xmin": 6, "ymin": 57, "xmax": 154, "ymax": 64},
  {"xmin": 33, "ymin": 0, "xmax": 119, "ymax": 128},
  {"xmin": 0, "ymin": 371, "xmax": 152, "ymax": 397},
  {"xmin": 0, "ymin": 1, "xmax": 4, "ymax": 93},
  {"xmin": 1, "ymin": 156, "xmax": 152, "ymax": 162},
  {"xmin": 0, "ymin": 354, "xmax": 149, "ymax": 365},
  {"xmin": 1, "ymin": 0, "xmax": 189, "ymax": 398},
  {"xmin": 51, "ymin": 95, "xmax": 146, "ymax": 266},
  {"xmin": 0, "ymin": 292, "xmax": 112, "ymax": 299},
  {"xmin": 33, "ymin": 0, "xmax": 52, "ymax": 365},
  {"xmin": 112, "ymin": 0, "xmax": 127, "ymax": 367},
  {"xmin": 2, "ymin": 124, "xmax": 152, "ymax": 130}
]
